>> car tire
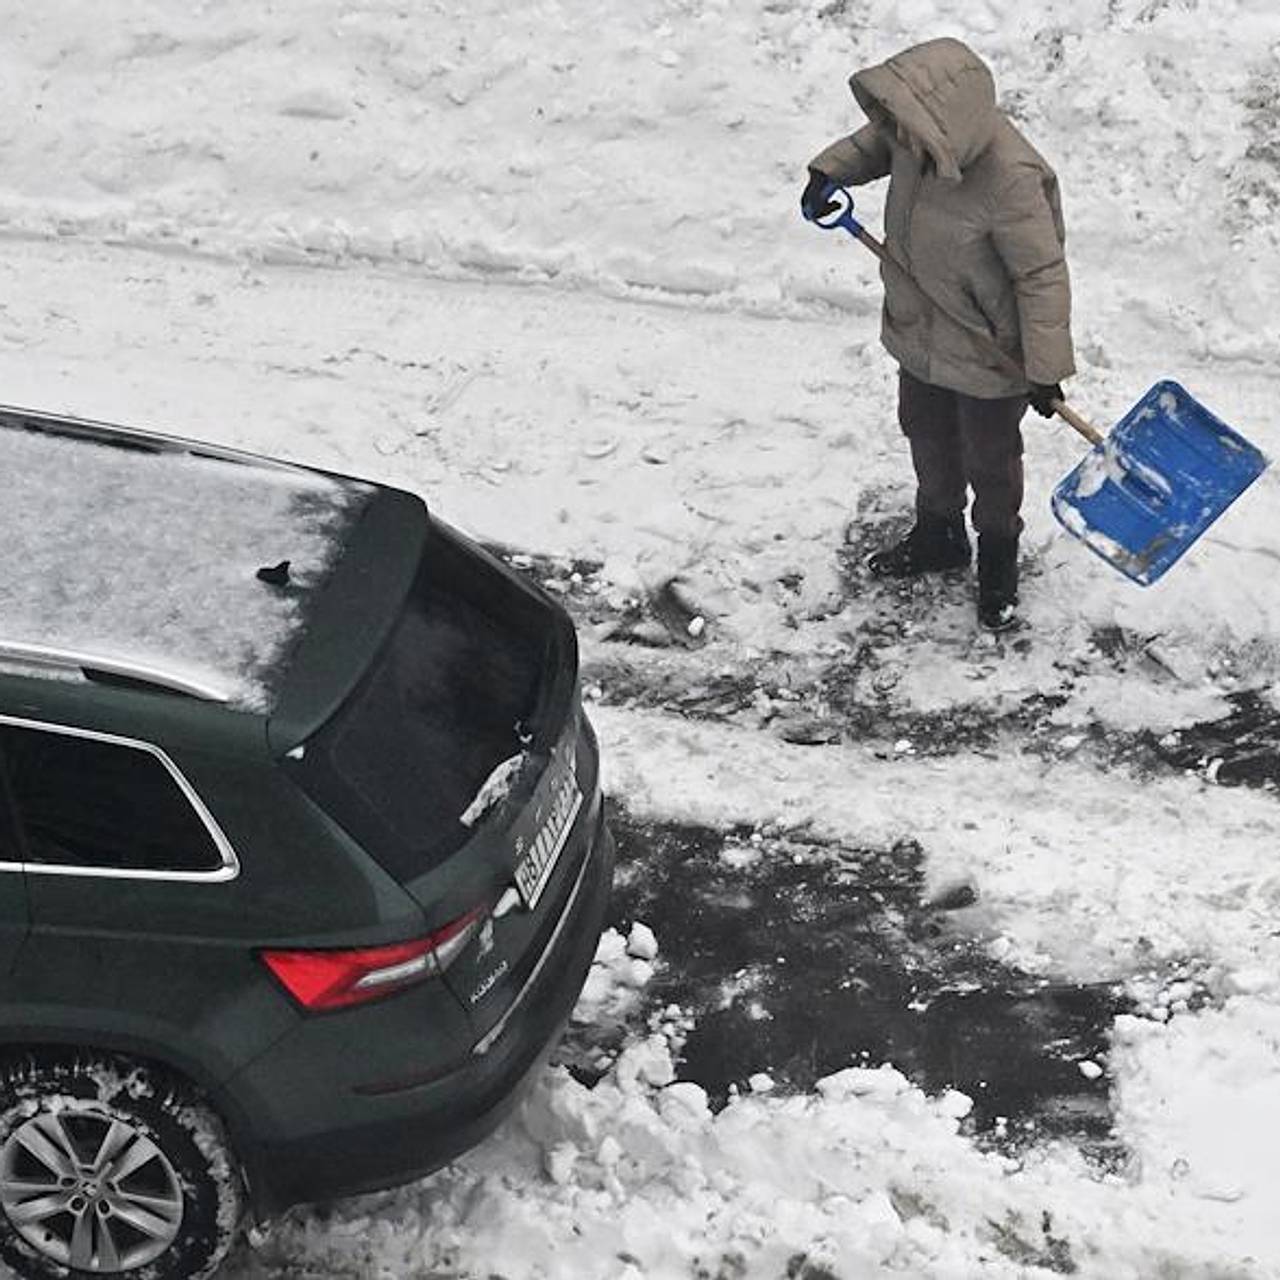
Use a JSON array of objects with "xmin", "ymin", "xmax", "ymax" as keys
[{"xmin": 0, "ymin": 1054, "xmax": 245, "ymax": 1280}]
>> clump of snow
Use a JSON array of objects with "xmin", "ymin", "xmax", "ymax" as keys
[
  {"xmin": 574, "ymin": 926, "xmax": 660, "ymax": 1028},
  {"xmin": 625, "ymin": 921, "xmax": 659, "ymax": 961},
  {"xmin": 720, "ymin": 841, "xmax": 763, "ymax": 870},
  {"xmin": 252, "ymin": 1027, "xmax": 1263, "ymax": 1279},
  {"xmin": 459, "ymin": 751, "xmax": 526, "ymax": 827}
]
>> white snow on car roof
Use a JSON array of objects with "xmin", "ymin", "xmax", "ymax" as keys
[{"xmin": 0, "ymin": 421, "xmax": 373, "ymax": 709}]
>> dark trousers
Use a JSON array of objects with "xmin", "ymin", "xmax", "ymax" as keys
[{"xmin": 897, "ymin": 369, "xmax": 1028, "ymax": 539}]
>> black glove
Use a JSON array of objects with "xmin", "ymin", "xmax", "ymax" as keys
[
  {"xmin": 1028, "ymin": 382, "xmax": 1063, "ymax": 418},
  {"xmin": 800, "ymin": 169, "xmax": 838, "ymax": 221}
]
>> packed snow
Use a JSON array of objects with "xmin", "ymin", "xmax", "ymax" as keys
[{"xmin": 0, "ymin": 0, "xmax": 1278, "ymax": 1276}]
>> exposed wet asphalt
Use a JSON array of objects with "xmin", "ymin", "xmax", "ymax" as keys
[{"xmin": 561, "ymin": 810, "xmax": 1129, "ymax": 1161}]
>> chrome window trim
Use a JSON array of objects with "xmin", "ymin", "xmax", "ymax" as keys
[{"xmin": 0, "ymin": 713, "xmax": 240, "ymax": 883}]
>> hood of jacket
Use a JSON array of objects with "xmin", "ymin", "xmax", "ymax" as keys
[{"xmin": 849, "ymin": 38, "xmax": 998, "ymax": 182}]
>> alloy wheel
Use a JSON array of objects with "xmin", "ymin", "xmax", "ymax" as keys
[{"xmin": 0, "ymin": 1101, "xmax": 184, "ymax": 1272}]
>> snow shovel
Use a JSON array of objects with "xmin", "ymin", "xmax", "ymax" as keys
[{"xmin": 805, "ymin": 185, "xmax": 1269, "ymax": 585}]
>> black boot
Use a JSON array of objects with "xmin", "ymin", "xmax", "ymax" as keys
[
  {"xmin": 977, "ymin": 534, "xmax": 1020, "ymax": 631},
  {"xmin": 867, "ymin": 513, "xmax": 971, "ymax": 579}
]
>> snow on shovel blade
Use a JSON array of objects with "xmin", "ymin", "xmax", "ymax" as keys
[{"xmin": 1051, "ymin": 380, "xmax": 1268, "ymax": 586}]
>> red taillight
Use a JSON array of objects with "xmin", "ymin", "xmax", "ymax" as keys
[{"xmin": 260, "ymin": 906, "xmax": 488, "ymax": 1012}]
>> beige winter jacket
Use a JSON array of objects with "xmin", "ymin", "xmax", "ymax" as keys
[{"xmin": 811, "ymin": 38, "xmax": 1075, "ymax": 399}]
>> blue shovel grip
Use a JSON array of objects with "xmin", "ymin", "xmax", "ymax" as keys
[{"xmin": 804, "ymin": 183, "xmax": 863, "ymax": 236}]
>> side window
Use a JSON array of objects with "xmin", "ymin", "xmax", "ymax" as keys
[
  {"xmin": 0, "ymin": 723, "xmax": 223, "ymax": 874},
  {"xmin": 0, "ymin": 750, "xmax": 19, "ymax": 867}
]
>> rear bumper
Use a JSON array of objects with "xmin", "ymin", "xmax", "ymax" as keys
[{"xmin": 241, "ymin": 808, "xmax": 615, "ymax": 1216}]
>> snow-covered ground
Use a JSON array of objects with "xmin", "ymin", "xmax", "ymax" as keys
[{"xmin": 2, "ymin": 0, "xmax": 1280, "ymax": 1276}]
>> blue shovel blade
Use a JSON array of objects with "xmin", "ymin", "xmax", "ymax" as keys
[{"xmin": 1051, "ymin": 380, "xmax": 1269, "ymax": 586}]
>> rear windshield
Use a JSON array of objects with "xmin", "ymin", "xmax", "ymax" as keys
[{"xmin": 284, "ymin": 553, "xmax": 555, "ymax": 880}]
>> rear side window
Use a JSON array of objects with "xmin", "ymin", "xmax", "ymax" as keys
[{"xmin": 0, "ymin": 722, "xmax": 224, "ymax": 874}]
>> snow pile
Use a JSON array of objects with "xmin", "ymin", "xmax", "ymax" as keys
[
  {"xmin": 575, "ymin": 923, "xmax": 662, "ymax": 1026},
  {"xmin": 248, "ymin": 928, "xmax": 1268, "ymax": 1279}
]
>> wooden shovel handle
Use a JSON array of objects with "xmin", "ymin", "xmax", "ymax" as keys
[
  {"xmin": 851, "ymin": 225, "xmax": 1106, "ymax": 448},
  {"xmin": 1050, "ymin": 400, "xmax": 1105, "ymax": 446}
]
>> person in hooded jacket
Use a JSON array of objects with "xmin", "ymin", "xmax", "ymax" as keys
[{"xmin": 801, "ymin": 37, "xmax": 1075, "ymax": 631}]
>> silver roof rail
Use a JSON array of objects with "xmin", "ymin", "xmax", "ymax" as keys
[
  {"xmin": 0, "ymin": 404, "xmax": 313, "ymax": 475},
  {"xmin": 0, "ymin": 641, "xmax": 234, "ymax": 703}
]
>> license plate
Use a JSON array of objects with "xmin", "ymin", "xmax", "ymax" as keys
[{"xmin": 512, "ymin": 745, "xmax": 582, "ymax": 910}]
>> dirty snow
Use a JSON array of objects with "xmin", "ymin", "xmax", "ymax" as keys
[{"xmin": 0, "ymin": 0, "xmax": 1278, "ymax": 1276}]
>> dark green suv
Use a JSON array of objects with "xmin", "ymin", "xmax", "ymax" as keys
[{"xmin": 0, "ymin": 408, "xmax": 614, "ymax": 1279}]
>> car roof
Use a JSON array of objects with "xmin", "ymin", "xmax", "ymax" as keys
[{"xmin": 0, "ymin": 407, "xmax": 425, "ymax": 750}]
